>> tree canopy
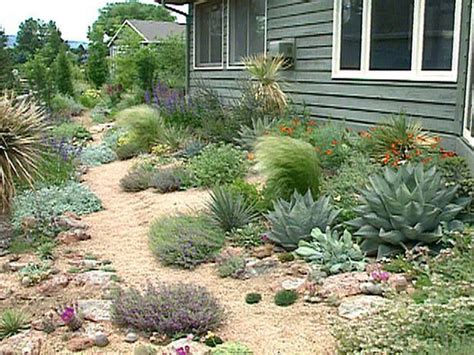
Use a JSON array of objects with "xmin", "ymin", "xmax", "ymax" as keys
[{"xmin": 0, "ymin": 28, "xmax": 13, "ymax": 90}]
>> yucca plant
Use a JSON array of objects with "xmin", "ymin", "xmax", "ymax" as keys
[
  {"xmin": 235, "ymin": 116, "xmax": 276, "ymax": 150},
  {"xmin": 369, "ymin": 114, "xmax": 435, "ymax": 165},
  {"xmin": 0, "ymin": 309, "xmax": 29, "ymax": 339},
  {"xmin": 243, "ymin": 54, "xmax": 288, "ymax": 115},
  {"xmin": 256, "ymin": 135, "xmax": 321, "ymax": 200},
  {"xmin": 347, "ymin": 163, "xmax": 471, "ymax": 258},
  {"xmin": 207, "ymin": 186, "xmax": 259, "ymax": 232},
  {"xmin": 0, "ymin": 95, "xmax": 46, "ymax": 247},
  {"xmin": 265, "ymin": 191, "xmax": 341, "ymax": 250},
  {"xmin": 295, "ymin": 227, "xmax": 366, "ymax": 275}
]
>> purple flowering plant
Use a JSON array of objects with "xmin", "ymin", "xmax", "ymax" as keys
[{"xmin": 371, "ymin": 270, "xmax": 390, "ymax": 283}]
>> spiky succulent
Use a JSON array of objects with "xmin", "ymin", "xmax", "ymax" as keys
[
  {"xmin": 348, "ymin": 163, "xmax": 471, "ymax": 258},
  {"xmin": 235, "ymin": 116, "xmax": 276, "ymax": 150},
  {"xmin": 295, "ymin": 228, "xmax": 366, "ymax": 275},
  {"xmin": 265, "ymin": 191, "xmax": 341, "ymax": 250},
  {"xmin": 0, "ymin": 95, "xmax": 46, "ymax": 211}
]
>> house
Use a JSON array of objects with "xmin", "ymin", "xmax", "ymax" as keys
[
  {"xmin": 108, "ymin": 19, "xmax": 185, "ymax": 58},
  {"xmin": 159, "ymin": 0, "xmax": 474, "ymax": 169}
]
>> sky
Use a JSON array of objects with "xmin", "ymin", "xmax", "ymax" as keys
[{"xmin": 0, "ymin": 0, "xmax": 187, "ymax": 42}]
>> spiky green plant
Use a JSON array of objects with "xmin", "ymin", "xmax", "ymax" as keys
[
  {"xmin": 265, "ymin": 191, "xmax": 341, "ymax": 250},
  {"xmin": 0, "ymin": 95, "xmax": 46, "ymax": 244},
  {"xmin": 0, "ymin": 309, "xmax": 29, "ymax": 339},
  {"xmin": 207, "ymin": 187, "xmax": 259, "ymax": 232},
  {"xmin": 243, "ymin": 55, "xmax": 288, "ymax": 114},
  {"xmin": 256, "ymin": 135, "xmax": 321, "ymax": 200},
  {"xmin": 295, "ymin": 228, "xmax": 366, "ymax": 275},
  {"xmin": 235, "ymin": 116, "xmax": 276, "ymax": 150},
  {"xmin": 347, "ymin": 163, "xmax": 471, "ymax": 258}
]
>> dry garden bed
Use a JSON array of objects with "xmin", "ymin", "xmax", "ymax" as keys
[{"xmin": 1, "ymin": 56, "xmax": 473, "ymax": 355}]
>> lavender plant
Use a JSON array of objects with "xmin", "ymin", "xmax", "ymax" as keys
[{"xmin": 112, "ymin": 282, "xmax": 224, "ymax": 337}]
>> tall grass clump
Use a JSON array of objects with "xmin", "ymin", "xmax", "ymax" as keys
[{"xmin": 256, "ymin": 135, "xmax": 321, "ymax": 200}]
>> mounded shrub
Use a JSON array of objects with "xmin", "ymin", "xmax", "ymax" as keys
[
  {"xmin": 112, "ymin": 282, "xmax": 224, "ymax": 337},
  {"xmin": 120, "ymin": 166, "xmax": 154, "ymax": 192},
  {"xmin": 80, "ymin": 144, "xmax": 117, "ymax": 167},
  {"xmin": 149, "ymin": 167, "xmax": 185, "ymax": 193},
  {"xmin": 274, "ymin": 290, "xmax": 298, "ymax": 307},
  {"xmin": 149, "ymin": 215, "xmax": 225, "ymax": 269},
  {"xmin": 245, "ymin": 292, "xmax": 262, "ymax": 305}
]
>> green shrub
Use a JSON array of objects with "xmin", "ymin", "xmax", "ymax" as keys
[
  {"xmin": 0, "ymin": 309, "xmax": 28, "ymax": 340},
  {"xmin": 149, "ymin": 167, "xmax": 186, "ymax": 193},
  {"xmin": 36, "ymin": 241, "xmax": 56, "ymax": 260},
  {"xmin": 50, "ymin": 122, "xmax": 92, "ymax": 144},
  {"xmin": 274, "ymin": 290, "xmax": 298, "ymax": 307},
  {"xmin": 295, "ymin": 228, "xmax": 366, "ymax": 275},
  {"xmin": 265, "ymin": 191, "xmax": 340, "ymax": 250},
  {"xmin": 19, "ymin": 262, "xmax": 52, "ymax": 285},
  {"xmin": 120, "ymin": 166, "xmax": 154, "ymax": 192},
  {"xmin": 149, "ymin": 215, "xmax": 225, "ymax": 269},
  {"xmin": 217, "ymin": 255, "xmax": 246, "ymax": 278},
  {"xmin": 50, "ymin": 94, "xmax": 83, "ymax": 118},
  {"xmin": 189, "ymin": 143, "xmax": 246, "ymax": 187},
  {"xmin": 207, "ymin": 187, "xmax": 259, "ymax": 232},
  {"xmin": 32, "ymin": 149, "xmax": 78, "ymax": 187},
  {"xmin": 277, "ymin": 252, "xmax": 295, "ymax": 263},
  {"xmin": 228, "ymin": 222, "xmax": 266, "ymax": 248},
  {"xmin": 210, "ymin": 342, "xmax": 253, "ymax": 355},
  {"xmin": 12, "ymin": 181, "xmax": 102, "ymax": 230},
  {"xmin": 115, "ymin": 140, "xmax": 145, "ymax": 160},
  {"xmin": 347, "ymin": 163, "xmax": 470, "ymax": 258},
  {"xmin": 245, "ymin": 293, "xmax": 262, "ymax": 305},
  {"xmin": 227, "ymin": 179, "xmax": 271, "ymax": 213},
  {"xmin": 256, "ymin": 135, "xmax": 321, "ymax": 200},
  {"xmin": 321, "ymin": 153, "xmax": 379, "ymax": 221},
  {"xmin": 79, "ymin": 89, "xmax": 102, "ymax": 108},
  {"xmin": 80, "ymin": 144, "xmax": 117, "ymax": 167}
]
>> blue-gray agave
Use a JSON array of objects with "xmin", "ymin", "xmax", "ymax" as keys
[
  {"xmin": 295, "ymin": 228, "xmax": 366, "ymax": 275},
  {"xmin": 347, "ymin": 163, "xmax": 471, "ymax": 258},
  {"xmin": 265, "ymin": 191, "xmax": 341, "ymax": 250}
]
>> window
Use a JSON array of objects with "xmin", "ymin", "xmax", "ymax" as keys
[
  {"xmin": 228, "ymin": 0, "xmax": 266, "ymax": 66},
  {"xmin": 333, "ymin": 0, "xmax": 461, "ymax": 81},
  {"xmin": 195, "ymin": 1, "xmax": 223, "ymax": 68}
]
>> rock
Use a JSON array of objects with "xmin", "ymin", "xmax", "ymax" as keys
[
  {"xmin": 8, "ymin": 254, "xmax": 21, "ymax": 262},
  {"xmin": 21, "ymin": 276, "xmax": 33, "ymax": 287},
  {"xmin": 77, "ymin": 299, "xmax": 112, "ymax": 322},
  {"xmin": 288, "ymin": 262, "xmax": 311, "ymax": 276},
  {"xmin": 304, "ymin": 294, "xmax": 322, "ymax": 303},
  {"xmin": 125, "ymin": 332, "xmax": 138, "ymax": 343},
  {"xmin": 8, "ymin": 261, "xmax": 28, "ymax": 272},
  {"xmin": 251, "ymin": 244, "xmax": 274, "ymax": 259},
  {"xmin": 57, "ymin": 230, "xmax": 91, "ymax": 245},
  {"xmin": 150, "ymin": 333, "xmax": 171, "ymax": 346},
  {"xmin": 217, "ymin": 247, "xmax": 243, "ymax": 261},
  {"xmin": 94, "ymin": 331, "xmax": 109, "ymax": 347},
  {"xmin": 21, "ymin": 216, "xmax": 38, "ymax": 232},
  {"xmin": 281, "ymin": 278, "xmax": 306, "ymax": 291},
  {"xmin": 338, "ymin": 295, "xmax": 388, "ymax": 320},
  {"xmin": 56, "ymin": 213, "xmax": 88, "ymax": 230},
  {"xmin": 74, "ymin": 270, "xmax": 114, "ymax": 288},
  {"xmin": 0, "ymin": 287, "xmax": 12, "ymax": 300},
  {"xmin": 162, "ymin": 338, "xmax": 210, "ymax": 355},
  {"xmin": 243, "ymin": 258, "xmax": 278, "ymax": 278},
  {"xmin": 388, "ymin": 274, "xmax": 409, "ymax": 292},
  {"xmin": 0, "ymin": 330, "xmax": 45, "ymax": 354},
  {"xmin": 38, "ymin": 274, "xmax": 69, "ymax": 295},
  {"xmin": 67, "ymin": 337, "xmax": 94, "ymax": 352},
  {"xmin": 82, "ymin": 259, "xmax": 103, "ymax": 268},
  {"xmin": 319, "ymin": 272, "xmax": 369, "ymax": 299},
  {"xmin": 360, "ymin": 282, "xmax": 383, "ymax": 295}
]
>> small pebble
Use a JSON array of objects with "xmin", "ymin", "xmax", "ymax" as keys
[
  {"xmin": 125, "ymin": 332, "xmax": 138, "ymax": 343},
  {"xmin": 94, "ymin": 331, "xmax": 109, "ymax": 347}
]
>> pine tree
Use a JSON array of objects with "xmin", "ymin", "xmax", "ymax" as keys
[
  {"xmin": 0, "ymin": 28, "xmax": 13, "ymax": 90},
  {"xmin": 86, "ymin": 29, "xmax": 108, "ymax": 88},
  {"xmin": 53, "ymin": 49, "xmax": 74, "ymax": 96}
]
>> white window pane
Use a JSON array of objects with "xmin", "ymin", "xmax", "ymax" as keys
[
  {"xmin": 229, "ymin": 0, "xmax": 265, "ymax": 64},
  {"xmin": 370, "ymin": 0, "xmax": 414, "ymax": 71},
  {"xmin": 422, "ymin": 0, "xmax": 455, "ymax": 71},
  {"xmin": 340, "ymin": 0, "xmax": 363, "ymax": 70},
  {"xmin": 196, "ymin": 2, "xmax": 222, "ymax": 66}
]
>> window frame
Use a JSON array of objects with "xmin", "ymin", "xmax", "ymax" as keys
[
  {"xmin": 332, "ymin": 0, "xmax": 462, "ymax": 82},
  {"xmin": 193, "ymin": 0, "xmax": 225, "ymax": 70},
  {"xmin": 226, "ymin": 0, "xmax": 268, "ymax": 69}
]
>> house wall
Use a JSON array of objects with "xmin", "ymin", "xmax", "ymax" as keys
[{"xmin": 188, "ymin": 0, "xmax": 474, "ymax": 167}]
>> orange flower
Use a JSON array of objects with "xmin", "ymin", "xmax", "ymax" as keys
[
  {"xmin": 325, "ymin": 149, "xmax": 333, "ymax": 155},
  {"xmin": 247, "ymin": 152, "xmax": 255, "ymax": 161},
  {"xmin": 331, "ymin": 140, "xmax": 338, "ymax": 146},
  {"xmin": 382, "ymin": 153, "xmax": 391, "ymax": 165},
  {"xmin": 307, "ymin": 120, "xmax": 317, "ymax": 126},
  {"xmin": 415, "ymin": 149, "xmax": 422, "ymax": 156},
  {"xmin": 360, "ymin": 131, "xmax": 371, "ymax": 139},
  {"xmin": 306, "ymin": 127, "xmax": 314, "ymax": 134}
]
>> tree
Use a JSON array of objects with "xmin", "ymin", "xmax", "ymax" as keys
[
  {"xmin": 15, "ymin": 18, "xmax": 48, "ymax": 63},
  {"xmin": 155, "ymin": 35, "xmax": 185, "ymax": 89},
  {"xmin": 92, "ymin": 1, "xmax": 175, "ymax": 38},
  {"xmin": 41, "ymin": 21, "xmax": 66, "ymax": 66},
  {"xmin": 86, "ymin": 28, "xmax": 109, "ymax": 88},
  {"xmin": 54, "ymin": 49, "xmax": 74, "ymax": 96},
  {"xmin": 24, "ymin": 54, "xmax": 55, "ymax": 105},
  {"xmin": 0, "ymin": 28, "xmax": 13, "ymax": 91}
]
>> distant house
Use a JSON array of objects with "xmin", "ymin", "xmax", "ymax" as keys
[
  {"xmin": 159, "ymin": 0, "xmax": 474, "ymax": 170},
  {"xmin": 108, "ymin": 19, "xmax": 185, "ymax": 58}
]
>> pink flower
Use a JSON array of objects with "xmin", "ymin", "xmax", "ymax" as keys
[{"xmin": 371, "ymin": 270, "xmax": 390, "ymax": 283}]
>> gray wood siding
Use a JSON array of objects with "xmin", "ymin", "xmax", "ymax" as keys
[{"xmin": 188, "ymin": 0, "xmax": 472, "ymax": 136}]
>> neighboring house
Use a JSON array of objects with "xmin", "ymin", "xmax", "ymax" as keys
[
  {"xmin": 108, "ymin": 19, "xmax": 185, "ymax": 58},
  {"xmin": 160, "ymin": 0, "xmax": 474, "ymax": 169}
]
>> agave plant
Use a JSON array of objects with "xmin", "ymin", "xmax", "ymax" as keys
[
  {"xmin": 235, "ymin": 116, "xmax": 276, "ymax": 150},
  {"xmin": 265, "ymin": 191, "xmax": 341, "ymax": 250},
  {"xmin": 347, "ymin": 163, "xmax": 471, "ymax": 258},
  {"xmin": 207, "ymin": 187, "xmax": 259, "ymax": 232},
  {"xmin": 256, "ymin": 135, "xmax": 321, "ymax": 200},
  {"xmin": 0, "ymin": 95, "xmax": 46, "ymax": 246},
  {"xmin": 243, "ymin": 54, "xmax": 288, "ymax": 114},
  {"xmin": 0, "ymin": 309, "xmax": 29, "ymax": 340},
  {"xmin": 295, "ymin": 228, "xmax": 366, "ymax": 275}
]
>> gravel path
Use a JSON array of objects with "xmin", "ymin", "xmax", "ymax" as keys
[{"xmin": 78, "ymin": 158, "xmax": 336, "ymax": 354}]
